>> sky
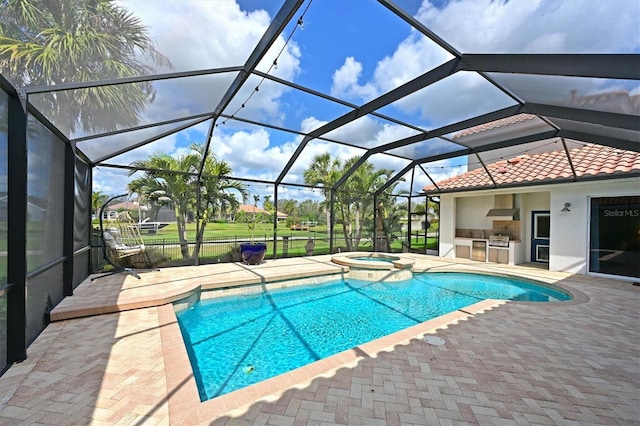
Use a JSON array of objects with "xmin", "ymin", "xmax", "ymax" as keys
[{"xmin": 88, "ymin": 0, "xmax": 640, "ymax": 204}]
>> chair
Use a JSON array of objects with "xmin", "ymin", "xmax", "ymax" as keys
[{"xmin": 92, "ymin": 194, "xmax": 154, "ymax": 281}]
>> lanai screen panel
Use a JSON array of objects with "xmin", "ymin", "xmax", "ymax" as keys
[
  {"xmin": 210, "ymin": 118, "xmax": 309, "ymax": 184},
  {"xmin": 278, "ymin": 139, "xmax": 367, "ymax": 187},
  {"xmin": 550, "ymin": 118, "xmax": 640, "ymax": 148},
  {"xmin": 122, "ymin": 1, "xmax": 286, "ymax": 75},
  {"xmin": 321, "ymin": 114, "xmax": 423, "ymax": 150},
  {"xmin": 286, "ymin": 0, "xmax": 453, "ymax": 102},
  {"xmin": 102, "ymin": 121, "xmax": 213, "ymax": 169},
  {"xmin": 476, "ymin": 139, "xmax": 574, "ymax": 186},
  {"xmin": 400, "ymin": 0, "xmax": 640, "ymax": 54},
  {"xmin": 420, "ymin": 153, "xmax": 494, "ymax": 194},
  {"xmin": 377, "ymin": 72, "xmax": 518, "ymax": 131},
  {"xmin": 448, "ymin": 115, "xmax": 557, "ymax": 152},
  {"xmin": 28, "ymin": 72, "xmax": 237, "ymax": 141},
  {"xmin": 221, "ymin": 74, "xmax": 354, "ymax": 132},
  {"xmin": 385, "ymin": 137, "xmax": 464, "ymax": 161},
  {"xmin": 78, "ymin": 117, "xmax": 211, "ymax": 164},
  {"xmin": 487, "ymin": 74, "xmax": 640, "ymax": 115}
]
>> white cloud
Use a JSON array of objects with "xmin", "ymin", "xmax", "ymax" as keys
[
  {"xmin": 415, "ymin": 0, "xmax": 640, "ymax": 53},
  {"xmin": 331, "ymin": 57, "xmax": 378, "ymax": 101},
  {"xmin": 114, "ymin": 1, "xmax": 302, "ymax": 131}
]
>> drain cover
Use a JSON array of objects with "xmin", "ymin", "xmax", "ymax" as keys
[{"xmin": 423, "ymin": 335, "xmax": 445, "ymax": 346}]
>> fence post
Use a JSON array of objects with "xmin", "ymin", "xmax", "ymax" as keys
[{"xmin": 282, "ymin": 235, "xmax": 289, "ymax": 257}]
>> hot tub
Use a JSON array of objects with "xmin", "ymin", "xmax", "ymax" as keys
[{"xmin": 331, "ymin": 252, "xmax": 415, "ymax": 281}]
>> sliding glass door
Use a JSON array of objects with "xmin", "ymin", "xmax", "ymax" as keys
[{"xmin": 589, "ymin": 196, "xmax": 640, "ymax": 279}]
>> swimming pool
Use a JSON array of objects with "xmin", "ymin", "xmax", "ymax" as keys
[{"xmin": 175, "ymin": 272, "xmax": 570, "ymax": 401}]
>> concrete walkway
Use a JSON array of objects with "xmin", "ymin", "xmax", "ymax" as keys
[{"xmin": 0, "ymin": 255, "xmax": 638, "ymax": 425}]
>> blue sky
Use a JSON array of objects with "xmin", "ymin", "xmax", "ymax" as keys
[{"xmin": 90, "ymin": 0, "xmax": 640, "ymax": 201}]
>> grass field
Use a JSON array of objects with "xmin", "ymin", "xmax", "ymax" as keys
[{"xmin": 94, "ymin": 220, "xmax": 438, "ymax": 268}]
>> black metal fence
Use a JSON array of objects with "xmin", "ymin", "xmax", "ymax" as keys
[{"xmin": 90, "ymin": 231, "xmax": 436, "ymax": 273}]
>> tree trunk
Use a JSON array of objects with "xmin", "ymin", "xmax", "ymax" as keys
[
  {"xmin": 376, "ymin": 202, "xmax": 391, "ymax": 252},
  {"xmin": 191, "ymin": 210, "xmax": 208, "ymax": 260},
  {"xmin": 340, "ymin": 204, "xmax": 353, "ymax": 251},
  {"xmin": 354, "ymin": 202, "xmax": 361, "ymax": 249},
  {"xmin": 175, "ymin": 205, "xmax": 190, "ymax": 259}
]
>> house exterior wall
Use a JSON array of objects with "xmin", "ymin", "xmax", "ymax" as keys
[
  {"xmin": 456, "ymin": 196, "xmax": 494, "ymax": 230},
  {"xmin": 439, "ymin": 196, "xmax": 456, "ymax": 258},
  {"xmin": 437, "ymin": 177, "xmax": 640, "ymax": 279},
  {"xmin": 549, "ymin": 177, "xmax": 639, "ymax": 277}
]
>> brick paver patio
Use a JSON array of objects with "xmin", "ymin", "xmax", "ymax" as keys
[{"xmin": 0, "ymin": 255, "xmax": 638, "ymax": 425}]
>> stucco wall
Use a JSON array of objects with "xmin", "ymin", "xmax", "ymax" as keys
[
  {"xmin": 439, "ymin": 196, "xmax": 456, "ymax": 258},
  {"xmin": 456, "ymin": 196, "xmax": 494, "ymax": 229},
  {"xmin": 549, "ymin": 177, "xmax": 640, "ymax": 276},
  {"xmin": 436, "ymin": 177, "xmax": 640, "ymax": 278}
]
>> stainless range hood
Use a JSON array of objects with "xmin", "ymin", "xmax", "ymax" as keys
[{"xmin": 486, "ymin": 208, "xmax": 519, "ymax": 221}]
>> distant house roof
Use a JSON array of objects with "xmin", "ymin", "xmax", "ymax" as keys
[
  {"xmin": 423, "ymin": 144, "xmax": 640, "ymax": 193},
  {"xmin": 106, "ymin": 200, "xmax": 148, "ymax": 211},
  {"xmin": 564, "ymin": 90, "xmax": 640, "ymax": 115},
  {"xmin": 453, "ymin": 90, "xmax": 640, "ymax": 140},
  {"xmin": 238, "ymin": 204, "xmax": 264, "ymax": 214},
  {"xmin": 453, "ymin": 114, "xmax": 537, "ymax": 139},
  {"xmin": 238, "ymin": 204, "xmax": 288, "ymax": 218}
]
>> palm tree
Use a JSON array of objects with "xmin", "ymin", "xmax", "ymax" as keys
[
  {"xmin": 303, "ymin": 153, "xmax": 343, "ymax": 243},
  {"xmin": 304, "ymin": 153, "xmax": 395, "ymax": 251},
  {"xmin": 342, "ymin": 157, "xmax": 394, "ymax": 249},
  {"xmin": 191, "ymin": 144, "xmax": 247, "ymax": 259},
  {"xmin": 0, "ymin": 0, "xmax": 169, "ymax": 135},
  {"xmin": 91, "ymin": 190, "xmax": 108, "ymax": 218},
  {"xmin": 128, "ymin": 150, "xmax": 199, "ymax": 259},
  {"xmin": 128, "ymin": 144, "xmax": 245, "ymax": 261}
]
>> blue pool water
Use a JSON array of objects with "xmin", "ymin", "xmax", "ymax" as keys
[
  {"xmin": 350, "ymin": 256, "xmax": 396, "ymax": 262},
  {"xmin": 175, "ymin": 272, "xmax": 570, "ymax": 401}
]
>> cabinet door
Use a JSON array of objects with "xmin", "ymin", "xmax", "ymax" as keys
[
  {"xmin": 498, "ymin": 249, "xmax": 509, "ymax": 264},
  {"xmin": 488, "ymin": 248, "xmax": 498, "ymax": 262},
  {"xmin": 455, "ymin": 245, "xmax": 470, "ymax": 259}
]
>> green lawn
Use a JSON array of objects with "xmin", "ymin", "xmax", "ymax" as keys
[{"xmin": 94, "ymin": 220, "xmax": 438, "ymax": 268}]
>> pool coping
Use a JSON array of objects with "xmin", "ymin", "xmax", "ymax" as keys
[{"xmin": 331, "ymin": 251, "xmax": 416, "ymax": 270}]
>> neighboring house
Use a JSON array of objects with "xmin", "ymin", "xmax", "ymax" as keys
[
  {"xmin": 424, "ymin": 124, "xmax": 640, "ymax": 281},
  {"xmin": 102, "ymin": 199, "xmax": 148, "ymax": 221},
  {"xmin": 228, "ymin": 205, "xmax": 287, "ymax": 222}
]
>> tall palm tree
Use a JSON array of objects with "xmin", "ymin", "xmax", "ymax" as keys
[
  {"xmin": 128, "ymin": 144, "xmax": 245, "ymax": 261},
  {"xmin": 304, "ymin": 153, "xmax": 395, "ymax": 251},
  {"xmin": 128, "ymin": 150, "xmax": 199, "ymax": 259},
  {"xmin": 303, "ymin": 153, "xmax": 343, "ymax": 242},
  {"xmin": 0, "ymin": 0, "xmax": 169, "ymax": 135},
  {"xmin": 91, "ymin": 190, "xmax": 108, "ymax": 218},
  {"xmin": 191, "ymin": 144, "xmax": 247, "ymax": 259},
  {"xmin": 342, "ymin": 157, "xmax": 394, "ymax": 249}
]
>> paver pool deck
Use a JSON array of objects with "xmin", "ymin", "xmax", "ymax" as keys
[{"xmin": 0, "ymin": 254, "xmax": 638, "ymax": 425}]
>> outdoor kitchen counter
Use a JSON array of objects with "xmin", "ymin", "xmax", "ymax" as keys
[
  {"xmin": 453, "ymin": 237, "xmax": 522, "ymax": 242},
  {"xmin": 454, "ymin": 238, "xmax": 523, "ymax": 265}
]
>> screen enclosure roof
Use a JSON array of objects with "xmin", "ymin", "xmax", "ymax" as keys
[{"xmin": 3, "ymin": 0, "xmax": 639, "ymax": 197}]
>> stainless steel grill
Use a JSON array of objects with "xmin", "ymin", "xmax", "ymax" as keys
[{"xmin": 489, "ymin": 235, "xmax": 510, "ymax": 247}]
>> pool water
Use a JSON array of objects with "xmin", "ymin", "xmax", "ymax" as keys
[
  {"xmin": 350, "ymin": 256, "xmax": 396, "ymax": 262},
  {"xmin": 175, "ymin": 272, "xmax": 570, "ymax": 401}
]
